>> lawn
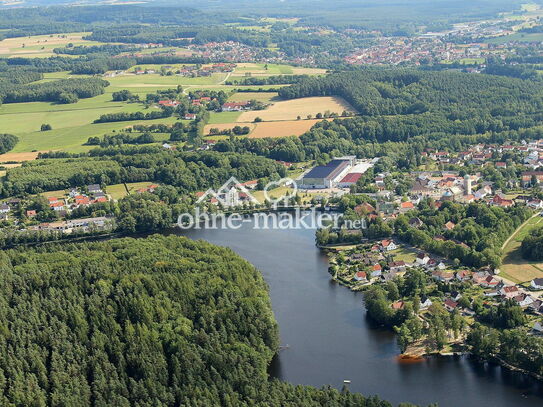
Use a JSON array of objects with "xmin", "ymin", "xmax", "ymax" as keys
[
  {"xmin": 106, "ymin": 182, "xmax": 156, "ymax": 200},
  {"xmin": 208, "ymin": 111, "xmax": 242, "ymax": 124},
  {"xmin": 500, "ymin": 214, "xmax": 543, "ymax": 283},
  {"xmin": 389, "ymin": 247, "xmax": 418, "ymax": 263}
]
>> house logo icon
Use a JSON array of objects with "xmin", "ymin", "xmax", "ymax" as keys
[{"xmin": 196, "ymin": 177, "xmax": 259, "ymax": 207}]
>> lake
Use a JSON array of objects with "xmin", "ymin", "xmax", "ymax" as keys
[{"xmin": 172, "ymin": 214, "xmax": 543, "ymax": 407}]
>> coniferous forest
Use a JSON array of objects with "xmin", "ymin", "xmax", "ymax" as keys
[{"xmin": 0, "ymin": 235, "xmax": 393, "ymax": 407}]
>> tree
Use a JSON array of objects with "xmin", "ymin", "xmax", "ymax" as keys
[{"xmin": 41, "ymin": 123, "xmax": 52, "ymax": 131}]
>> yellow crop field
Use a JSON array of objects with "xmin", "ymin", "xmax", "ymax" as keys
[{"xmin": 237, "ymin": 97, "xmax": 355, "ymax": 122}]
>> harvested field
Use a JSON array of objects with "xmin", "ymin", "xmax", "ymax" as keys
[
  {"xmin": 204, "ymin": 123, "xmax": 256, "ymax": 135},
  {"xmin": 248, "ymin": 119, "xmax": 322, "ymax": 138},
  {"xmin": 0, "ymin": 151, "xmax": 40, "ymax": 163},
  {"xmin": 237, "ymin": 96, "xmax": 355, "ymax": 122},
  {"xmin": 228, "ymin": 92, "xmax": 279, "ymax": 103}
]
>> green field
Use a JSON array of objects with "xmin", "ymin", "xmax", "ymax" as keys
[
  {"xmin": 208, "ymin": 111, "xmax": 242, "ymax": 124},
  {"xmin": 107, "ymin": 182, "xmax": 157, "ymax": 200},
  {"xmin": 233, "ymin": 63, "xmax": 294, "ymax": 75},
  {"xmin": 500, "ymin": 214, "xmax": 543, "ymax": 283},
  {"xmin": 0, "ymin": 88, "xmax": 183, "ymax": 152},
  {"xmin": 104, "ymin": 72, "xmax": 229, "ymax": 95},
  {"xmin": 485, "ymin": 32, "xmax": 543, "ymax": 44}
]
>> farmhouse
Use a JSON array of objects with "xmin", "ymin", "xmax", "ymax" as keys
[{"xmin": 222, "ymin": 101, "xmax": 250, "ymax": 112}]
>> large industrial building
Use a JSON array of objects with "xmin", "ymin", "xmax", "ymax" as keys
[{"xmin": 300, "ymin": 156, "xmax": 370, "ymax": 189}]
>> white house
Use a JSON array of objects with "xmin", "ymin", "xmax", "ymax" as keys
[
  {"xmin": 0, "ymin": 204, "xmax": 10, "ymax": 214},
  {"xmin": 415, "ymin": 253, "xmax": 430, "ymax": 265},
  {"xmin": 513, "ymin": 294, "xmax": 535, "ymax": 307},
  {"xmin": 380, "ymin": 239, "xmax": 397, "ymax": 252},
  {"xmin": 420, "ymin": 296, "xmax": 433, "ymax": 309},
  {"xmin": 531, "ymin": 278, "xmax": 543, "ymax": 290}
]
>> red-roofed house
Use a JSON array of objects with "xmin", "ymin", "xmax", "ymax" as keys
[
  {"xmin": 354, "ymin": 271, "xmax": 367, "ymax": 281},
  {"xmin": 399, "ymin": 201, "xmax": 414, "ymax": 212},
  {"xmin": 380, "ymin": 239, "xmax": 397, "ymax": 252}
]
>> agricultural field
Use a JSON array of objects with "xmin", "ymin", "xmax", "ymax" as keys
[
  {"xmin": 104, "ymin": 72, "xmax": 229, "ymax": 95},
  {"xmin": 0, "ymin": 32, "xmax": 106, "ymax": 58},
  {"xmin": 0, "ymin": 89, "xmax": 181, "ymax": 153},
  {"xmin": 231, "ymin": 63, "xmax": 326, "ymax": 77},
  {"xmin": 204, "ymin": 122, "xmax": 256, "ymax": 135},
  {"xmin": 0, "ymin": 151, "xmax": 40, "ymax": 163},
  {"xmin": 208, "ymin": 111, "xmax": 242, "ymax": 124},
  {"xmin": 205, "ymin": 117, "xmax": 332, "ymax": 138},
  {"xmin": 500, "ymin": 215, "xmax": 543, "ymax": 283},
  {"xmin": 237, "ymin": 96, "xmax": 355, "ymax": 122},
  {"xmin": 485, "ymin": 32, "xmax": 543, "ymax": 44},
  {"xmin": 228, "ymin": 92, "xmax": 279, "ymax": 103}
]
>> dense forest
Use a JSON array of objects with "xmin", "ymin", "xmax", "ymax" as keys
[
  {"xmin": 0, "ymin": 235, "xmax": 401, "ymax": 406},
  {"xmin": 0, "ymin": 77, "xmax": 108, "ymax": 105},
  {"xmin": 1, "ymin": 148, "xmax": 286, "ymax": 196}
]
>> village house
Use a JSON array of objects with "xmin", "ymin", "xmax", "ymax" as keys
[
  {"xmin": 432, "ymin": 270, "xmax": 454, "ymax": 282},
  {"xmin": 415, "ymin": 253, "xmax": 430, "ymax": 266},
  {"xmin": 389, "ymin": 261, "xmax": 407, "ymax": 273},
  {"xmin": 88, "ymin": 184, "xmax": 103, "ymax": 194},
  {"xmin": 391, "ymin": 300, "xmax": 405, "ymax": 310},
  {"xmin": 354, "ymin": 271, "xmax": 367, "ymax": 282},
  {"xmin": 450, "ymin": 291, "xmax": 462, "ymax": 302},
  {"xmin": 380, "ymin": 239, "xmax": 397, "ymax": 252},
  {"xmin": 499, "ymin": 285, "xmax": 519, "ymax": 299},
  {"xmin": 420, "ymin": 295, "xmax": 433, "ymax": 309},
  {"xmin": 480, "ymin": 275, "xmax": 500, "ymax": 288},
  {"xmin": 408, "ymin": 217, "xmax": 424, "ymax": 228},
  {"xmin": 444, "ymin": 299, "xmax": 458, "ymax": 312},
  {"xmin": 372, "ymin": 264, "xmax": 383, "ymax": 277},
  {"xmin": 513, "ymin": 293, "xmax": 535, "ymax": 308},
  {"xmin": 0, "ymin": 204, "xmax": 10, "ymax": 214},
  {"xmin": 456, "ymin": 270, "xmax": 472, "ymax": 281},
  {"xmin": 399, "ymin": 201, "xmax": 415, "ymax": 213},
  {"xmin": 491, "ymin": 194, "xmax": 514, "ymax": 208},
  {"xmin": 222, "ymin": 101, "xmax": 250, "ymax": 112},
  {"xmin": 531, "ymin": 278, "xmax": 543, "ymax": 290}
]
